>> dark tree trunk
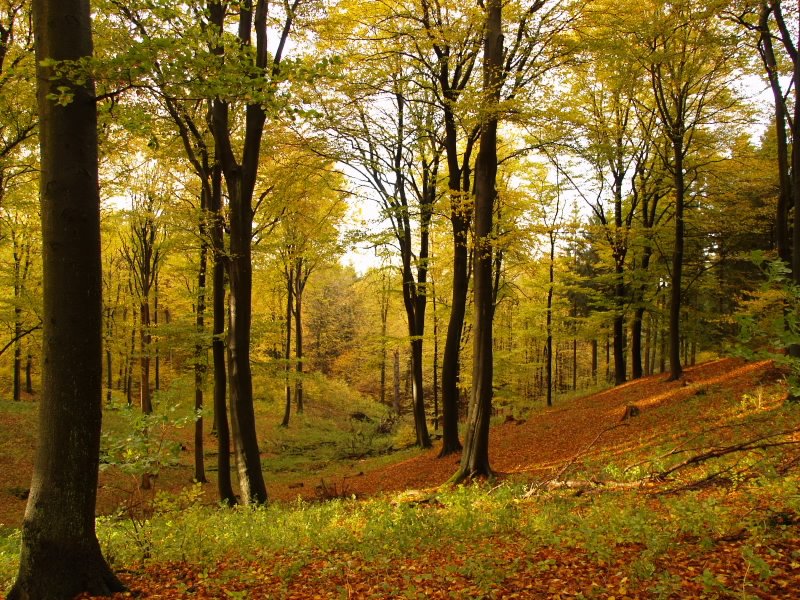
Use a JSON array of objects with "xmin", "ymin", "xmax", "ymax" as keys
[
  {"xmin": 210, "ymin": 150, "xmax": 236, "ymax": 505},
  {"xmin": 25, "ymin": 347, "xmax": 33, "ymax": 394},
  {"xmin": 546, "ymin": 231, "xmax": 555, "ymax": 407},
  {"xmin": 9, "ymin": 0, "xmax": 125, "ymax": 595},
  {"xmin": 208, "ymin": 0, "xmax": 284, "ymax": 505},
  {"xmin": 282, "ymin": 264, "xmax": 293, "ymax": 427},
  {"xmin": 13, "ymin": 306, "xmax": 21, "ymax": 401},
  {"xmin": 439, "ymin": 228, "xmax": 467, "ymax": 456},
  {"xmin": 456, "ymin": 0, "xmax": 501, "ymax": 481},
  {"xmin": 393, "ymin": 349, "xmax": 401, "ymax": 415},
  {"xmin": 667, "ymin": 134, "xmax": 685, "ymax": 381},
  {"xmin": 194, "ymin": 207, "xmax": 209, "ymax": 484},
  {"xmin": 140, "ymin": 300, "xmax": 152, "ymax": 414},
  {"xmin": 294, "ymin": 258, "xmax": 305, "ymax": 415},
  {"xmin": 758, "ymin": 2, "xmax": 791, "ymax": 265}
]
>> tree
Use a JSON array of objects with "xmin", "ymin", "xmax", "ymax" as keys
[
  {"xmin": 207, "ymin": 0, "xmax": 303, "ymax": 505},
  {"xmin": 630, "ymin": 0, "xmax": 744, "ymax": 380},
  {"xmin": 456, "ymin": 0, "xmax": 502, "ymax": 481},
  {"xmin": 120, "ymin": 186, "xmax": 167, "ymax": 415},
  {"xmin": 9, "ymin": 0, "xmax": 125, "ymax": 596}
]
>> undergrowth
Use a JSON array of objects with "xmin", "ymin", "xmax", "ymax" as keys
[{"xmin": 3, "ymin": 468, "xmax": 798, "ymax": 597}]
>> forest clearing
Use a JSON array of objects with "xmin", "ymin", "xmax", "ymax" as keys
[{"xmin": 2, "ymin": 356, "xmax": 800, "ymax": 598}]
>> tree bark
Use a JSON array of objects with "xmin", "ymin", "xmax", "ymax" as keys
[
  {"xmin": 546, "ymin": 232, "xmax": 555, "ymax": 407},
  {"xmin": 140, "ymin": 300, "xmax": 152, "ymax": 414},
  {"xmin": 456, "ymin": 0, "xmax": 501, "ymax": 481},
  {"xmin": 9, "ymin": 1, "xmax": 125, "ymax": 596},
  {"xmin": 282, "ymin": 264, "xmax": 293, "ymax": 427},
  {"xmin": 294, "ymin": 257, "xmax": 305, "ymax": 415},
  {"xmin": 667, "ymin": 133, "xmax": 685, "ymax": 381},
  {"xmin": 209, "ymin": 0, "xmax": 278, "ymax": 505},
  {"xmin": 194, "ymin": 199, "xmax": 209, "ymax": 484},
  {"xmin": 210, "ymin": 158, "xmax": 236, "ymax": 505}
]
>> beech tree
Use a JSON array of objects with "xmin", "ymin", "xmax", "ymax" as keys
[
  {"xmin": 456, "ymin": 0, "xmax": 502, "ymax": 481},
  {"xmin": 9, "ymin": 0, "xmax": 125, "ymax": 596},
  {"xmin": 628, "ymin": 0, "xmax": 744, "ymax": 380},
  {"xmin": 207, "ymin": 0, "xmax": 304, "ymax": 504}
]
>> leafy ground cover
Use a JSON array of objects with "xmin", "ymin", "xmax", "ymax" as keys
[{"xmin": 2, "ymin": 357, "xmax": 800, "ymax": 598}]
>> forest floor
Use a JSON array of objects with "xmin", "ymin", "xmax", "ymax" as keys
[{"xmin": 2, "ymin": 356, "xmax": 800, "ymax": 599}]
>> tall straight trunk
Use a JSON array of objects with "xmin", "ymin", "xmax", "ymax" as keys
[
  {"xmin": 591, "ymin": 339, "xmax": 598, "ymax": 383},
  {"xmin": 630, "ymin": 246, "xmax": 653, "ymax": 379},
  {"xmin": 791, "ymin": 1, "xmax": 800, "ymax": 362},
  {"xmin": 294, "ymin": 259, "xmax": 304, "ymax": 415},
  {"xmin": 13, "ymin": 306, "xmax": 21, "ymax": 401},
  {"xmin": 140, "ymin": 300, "xmax": 152, "ymax": 414},
  {"xmin": 631, "ymin": 306, "xmax": 646, "ymax": 379},
  {"xmin": 154, "ymin": 280, "xmax": 160, "ymax": 391},
  {"xmin": 432, "ymin": 285, "xmax": 440, "ymax": 429},
  {"xmin": 668, "ymin": 134, "xmax": 685, "ymax": 381},
  {"xmin": 25, "ymin": 347, "xmax": 32, "ymax": 394},
  {"xmin": 225, "ymin": 180, "xmax": 267, "ymax": 504},
  {"xmin": 193, "ymin": 212, "xmax": 208, "ymax": 484},
  {"xmin": 379, "ymin": 283, "xmax": 389, "ymax": 405},
  {"xmin": 457, "ymin": 0, "xmax": 501, "ymax": 481},
  {"xmin": 210, "ymin": 150, "xmax": 235, "ymax": 505},
  {"xmin": 439, "ymin": 230, "xmax": 467, "ymax": 456},
  {"xmin": 9, "ymin": 0, "xmax": 125, "ymax": 593},
  {"xmin": 758, "ymin": 2, "xmax": 791, "ymax": 264},
  {"xmin": 393, "ymin": 348, "xmax": 401, "ymax": 415},
  {"xmin": 208, "ymin": 0, "xmax": 289, "ymax": 504},
  {"xmin": 644, "ymin": 313, "xmax": 652, "ymax": 376},
  {"xmin": 282, "ymin": 265, "xmax": 293, "ymax": 427},
  {"xmin": 546, "ymin": 232, "xmax": 555, "ymax": 407}
]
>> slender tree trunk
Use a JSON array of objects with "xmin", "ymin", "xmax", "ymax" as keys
[
  {"xmin": 9, "ymin": 0, "xmax": 125, "ymax": 593},
  {"xmin": 282, "ymin": 265, "xmax": 293, "ymax": 427},
  {"xmin": 294, "ymin": 260, "xmax": 304, "ymax": 415},
  {"xmin": 457, "ymin": 0, "xmax": 501, "ymax": 481},
  {"xmin": 194, "ymin": 217, "xmax": 208, "ymax": 484},
  {"xmin": 25, "ymin": 347, "xmax": 33, "ymax": 394},
  {"xmin": 154, "ymin": 279, "xmax": 160, "ymax": 391},
  {"xmin": 140, "ymin": 300, "xmax": 152, "ymax": 414},
  {"xmin": 432, "ymin": 285, "xmax": 440, "ymax": 430},
  {"xmin": 439, "ymin": 232, "xmax": 466, "ymax": 456},
  {"xmin": 591, "ymin": 339, "xmax": 598, "ymax": 383},
  {"xmin": 393, "ymin": 348, "xmax": 401, "ymax": 415},
  {"xmin": 210, "ymin": 153, "xmax": 235, "ymax": 505},
  {"xmin": 379, "ymin": 278, "xmax": 389, "ymax": 405},
  {"xmin": 758, "ymin": 2, "xmax": 791, "ymax": 264},
  {"xmin": 13, "ymin": 305, "xmax": 21, "ymax": 402},
  {"xmin": 546, "ymin": 233, "xmax": 555, "ymax": 407},
  {"xmin": 668, "ymin": 135, "xmax": 685, "ymax": 381}
]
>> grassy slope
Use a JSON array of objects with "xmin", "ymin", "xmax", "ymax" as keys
[{"xmin": 1, "ymin": 357, "xmax": 800, "ymax": 598}]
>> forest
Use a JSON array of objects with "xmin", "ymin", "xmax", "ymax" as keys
[{"xmin": 2, "ymin": 0, "xmax": 800, "ymax": 598}]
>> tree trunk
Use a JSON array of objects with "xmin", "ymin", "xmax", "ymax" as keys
[
  {"xmin": 140, "ymin": 300, "xmax": 152, "ymax": 414},
  {"xmin": 282, "ymin": 265, "xmax": 293, "ymax": 427},
  {"xmin": 154, "ymin": 280, "xmax": 160, "ymax": 392},
  {"xmin": 210, "ymin": 150, "xmax": 236, "ymax": 505},
  {"xmin": 294, "ymin": 259, "xmax": 304, "ymax": 415},
  {"xmin": 456, "ymin": 0, "xmax": 501, "ymax": 481},
  {"xmin": 9, "ymin": 0, "xmax": 125, "ymax": 594},
  {"xmin": 194, "ymin": 214, "xmax": 208, "ymax": 484},
  {"xmin": 393, "ymin": 348, "xmax": 401, "ymax": 415},
  {"xmin": 226, "ymin": 180, "xmax": 268, "ymax": 504},
  {"xmin": 546, "ymin": 233, "xmax": 555, "ymax": 407},
  {"xmin": 438, "ymin": 231, "xmax": 466, "ymax": 456},
  {"xmin": 758, "ymin": 2, "xmax": 791, "ymax": 265},
  {"xmin": 668, "ymin": 134, "xmax": 685, "ymax": 381},
  {"xmin": 13, "ymin": 305, "xmax": 21, "ymax": 401}
]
